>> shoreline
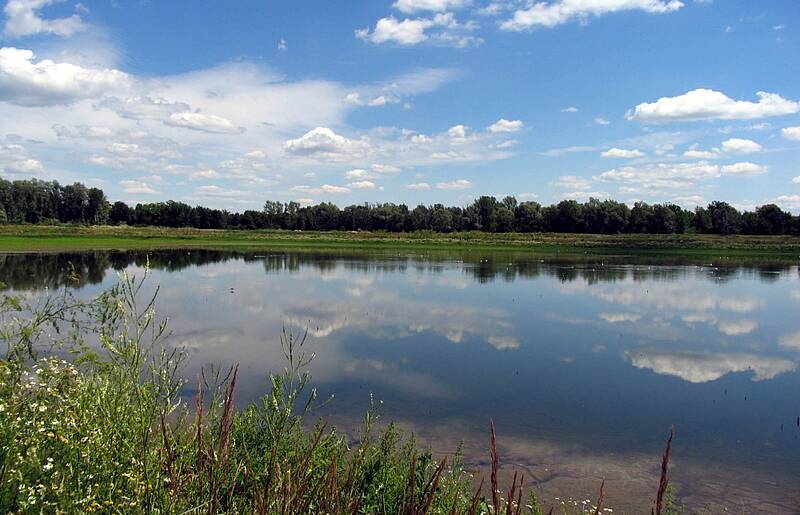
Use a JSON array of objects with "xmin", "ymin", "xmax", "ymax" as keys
[{"xmin": 1, "ymin": 225, "xmax": 800, "ymax": 256}]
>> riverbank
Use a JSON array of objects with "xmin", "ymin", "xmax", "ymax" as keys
[{"xmin": 1, "ymin": 225, "xmax": 800, "ymax": 255}]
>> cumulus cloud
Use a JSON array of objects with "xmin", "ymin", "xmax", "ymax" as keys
[
  {"xmin": 393, "ymin": 0, "xmax": 468, "ymax": 13},
  {"xmin": 553, "ymin": 175, "xmax": 593, "ymax": 190},
  {"xmin": 501, "ymin": 0, "xmax": 684, "ymax": 31},
  {"xmin": 165, "ymin": 112, "xmax": 244, "ymax": 134},
  {"xmin": 356, "ymin": 13, "xmax": 479, "ymax": 48},
  {"xmin": 721, "ymin": 138, "xmax": 762, "ymax": 154},
  {"xmin": 488, "ymin": 118, "xmax": 523, "ymax": 133},
  {"xmin": 624, "ymin": 347, "xmax": 796, "ymax": 383},
  {"xmin": 436, "ymin": 179, "xmax": 472, "ymax": 189},
  {"xmin": 119, "ymin": 179, "xmax": 158, "ymax": 195},
  {"xmin": 3, "ymin": 0, "xmax": 87, "ymax": 37},
  {"xmin": 601, "ymin": 147, "xmax": 644, "ymax": 158},
  {"xmin": 0, "ymin": 143, "xmax": 44, "ymax": 176},
  {"xmin": 347, "ymin": 180, "xmax": 376, "ymax": 189},
  {"xmin": 782, "ymin": 126, "xmax": 800, "ymax": 141},
  {"xmin": 683, "ymin": 149, "xmax": 718, "ymax": 159},
  {"xmin": 719, "ymin": 161, "xmax": 766, "ymax": 175},
  {"xmin": 406, "ymin": 182, "xmax": 431, "ymax": 190},
  {"xmin": 284, "ymin": 127, "xmax": 369, "ymax": 160},
  {"xmin": 344, "ymin": 164, "xmax": 401, "ymax": 180},
  {"xmin": 0, "ymin": 47, "xmax": 130, "ymax": 106},
  {"xmin": 321, "ymin": 184, "xmax": 350, "ymax": 194},
  {"xmin": 627, "ymin": 89, "xmax": 800, "ymax": 123},
  {"xmin": 596, "ymin": 160, "xmax": 767, "ymax": 192},
  {"xmin": 776, "ymin": 195, "xmax": 800, "ymax": 210}
]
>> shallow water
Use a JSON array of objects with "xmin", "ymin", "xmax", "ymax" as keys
[{"xmin": 3, "ymin": 249, "xmax": 800, "ymax": 512}]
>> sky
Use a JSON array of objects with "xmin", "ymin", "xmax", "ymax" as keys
[{"xmin": 0, "ymin": 0, "xmax": 798, "ymax": 212}]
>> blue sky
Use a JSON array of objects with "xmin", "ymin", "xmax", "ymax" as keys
[{"xmin": 0, "ymin": 0, "xmax": 798, "ymax": 211}]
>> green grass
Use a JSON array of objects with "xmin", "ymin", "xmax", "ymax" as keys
[
  {"xmin": 1, "ymin": 224, "xmax": 800, "ymax": 256},
  {"xmin": 0, "ymin": 269, "xmax": 683, "ymax": 514}
]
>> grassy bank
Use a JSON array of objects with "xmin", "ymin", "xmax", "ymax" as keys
[
  {"xmin": 1, "ymin": 224, "xmax": 800, "ymax": 255},
  {"xmin": 0, "ymin": 271, "xmax": 680, "ymax": 514}
]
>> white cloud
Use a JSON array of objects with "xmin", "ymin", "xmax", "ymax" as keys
[
  {"xmin": 120, "ymin": 180, "xmax": 158, "ymax": 195},
  {"xmin": 594, "ymin": 116, "xmax": 610, "ymax": 125},
  {"xmin": 165, "ymin": 112, "xmax": 244, "ymax": 134},
  {"xmin": 99, "ymin": 96, "xmax": 189, "ymax": 120},
  {"xmin": 719, "ymin": 161, "xmax": 766, "ymax": 175},
  {"xmin": 406, "ymin": 182, "xmax": 431, "ymax": 190},
  {"xmin": 0, "ymin": 143, "xmax": 44, "ymax": 176},
  {"xmin": 3, "ymin": 0, "xmax": 87, "ymax": 37},
  {"xmin": 344, "ymin": 164, "xmax": 401, "ymax": 180},
  {"xmin": 347, "ymin": 180, "xmax": 376, "ymax": 189},
  {"xmin": 500, "ymin": 0, "xmax": 684, "ymax": 31},
  {"xmin": 284, "ymin": 127, "xmax": 369, "ymax": 160},
  {"xmin": 776, "ymin": 195, "xmax": 800, "ymax": 210},
  {"xmin": 321, "ymin": 184, "xmax": 351, "ymax": 194},
  {"xmin": 447, "ymin": 124, "xmax": 468, "ymax": 138},
  {"xmin": 562, "ymin": 190, "xmax": 609, "ymax": 201},
  {"xmin": 553, "ymin": 175, "xmax": 593, "ymax": 190},
  {"xmin": 356, "ymin": 13, "xmax": 479, "ymax": 48},
  {"xmin": 601, "ymin": 147, "xmax": 644, "ymax": 158},
  {"xmin": 597, "ymin": 160, "xmax": 767, "ymax": 192},
  {"xmin": 624, "ymin": 348, "xmax": 796, "ymax": 383},
  {"xmin": 277, "ymin": 38, "xmax": 287, "ymax": 51},
  {"xmin": 627, "ymin": 89, "xmax": 800, "ymax": 123},
  {"xmin": 488, "ymin": 118, "xmax": 523, "ymax": 133},
  {"xmin": 782, "ymin": 126, "xmax": 800, "ymax": 141},
  {"xmin": 393, "ymin": 0, "xmax": 468, "ymax": 13},
  {"xmin": 683, "ymin": 149, "xmax": 718, "ymax": 159},
  {"xmin": 436, "ymin": 179, "xmax": 472, "ymax": 189},
  {"xmin": 192, "ymin": 185, "xmax": 250, "ymax": 199},
  {"xmin": 599, "ymin": 312, "xmax": 642, "ymax": 323},
  {"xmin": 493, "ymin": 139, "xmax": 517, "ymax": 148},
  {"xmin": 0, "ymin": 47, "xmax": 130, "ymax": 106},
  {"xmin": 561, "ymin": 106, "xmax": 578, "ymax": 113},
  {"xmin": 793, "ymin": 176, "xmax": 800, "ymax": 184},
  {"xmin": 721, "ymin": 138, "xmax": 762, "ymax": 154}
]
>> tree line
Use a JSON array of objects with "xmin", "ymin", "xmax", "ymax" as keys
[{"xmin": 1, "ymin": 177, "xmax": 799, "ymax": 235}]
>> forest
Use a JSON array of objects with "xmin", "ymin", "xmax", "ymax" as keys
[{"xmin": 1, "ymin": 177, "xmax": 798, "ymax": 236}]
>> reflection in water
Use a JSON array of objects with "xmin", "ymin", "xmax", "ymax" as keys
[
  {"xmin": 623, "ymin": 347, "xmax": 797, "ymax": 383},
  {"xmin": 2, "ymin": 249, "xmax": 800, "ymax": 512}
]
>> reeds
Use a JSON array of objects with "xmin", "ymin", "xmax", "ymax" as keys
[{"xmin": 653, "ymin": 426, "xmax": 676, "ymax": 515}]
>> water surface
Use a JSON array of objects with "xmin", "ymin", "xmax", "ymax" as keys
[{"xmin": 3, "ymin": 249, "xmax": 799, "ymax": 512}]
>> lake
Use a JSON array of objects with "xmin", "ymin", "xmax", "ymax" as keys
[{"xmin": 2, "ymin": 249, "xmax": 799, "ymax": 513}]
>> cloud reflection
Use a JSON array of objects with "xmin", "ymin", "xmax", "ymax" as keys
[{"xmin": 624, "ymin": 348, "xmax": 796, "ymax": 383}]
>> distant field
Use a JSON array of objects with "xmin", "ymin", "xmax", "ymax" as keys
[{"xmin": 1, "ymin": 224, "xmax": 800, "ymax": 254}]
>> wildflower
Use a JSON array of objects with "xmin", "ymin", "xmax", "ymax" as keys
[{"xmin": 43, "ymin": 458, "xmax": 53, "ymax": 471}]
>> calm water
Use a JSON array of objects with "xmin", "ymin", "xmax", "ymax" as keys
[{"xmin": 3, "ymin": 249, "xmax": 800, "ymax": 512}]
